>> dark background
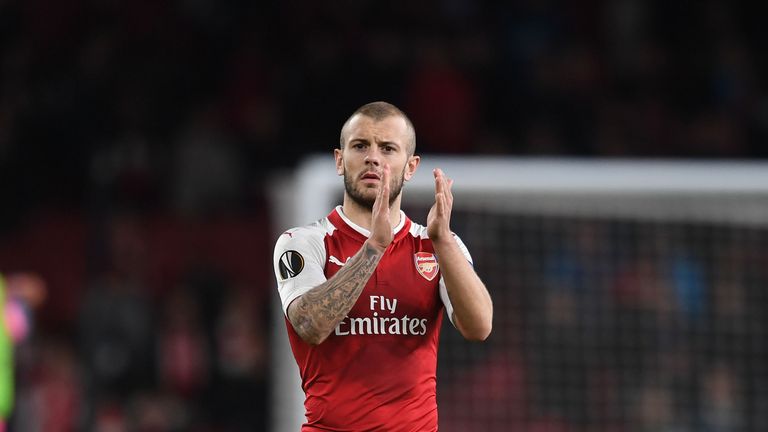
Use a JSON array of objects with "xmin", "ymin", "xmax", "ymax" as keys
[{"xmin": 1, "ymin": 1, "xmax": 767, "ymax": 430}]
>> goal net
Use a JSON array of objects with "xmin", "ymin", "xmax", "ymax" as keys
[{"xmin": 270, "ymin": 156, "xmax": 768, "ymax": 432}]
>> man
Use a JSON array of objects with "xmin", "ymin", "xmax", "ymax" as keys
[
  {"xmin": 273, "ymin": 101, "xmax": 493, "ymax": 431},
  {"xmin": 0, "ymin": 272, "xmax": 46, "ymax": 432}
]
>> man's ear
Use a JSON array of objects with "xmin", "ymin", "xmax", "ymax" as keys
[
  {"xmin": 334, "ymin": 148, "xmax": 344, "ymax": 176},
  {"xmin": 404, "ymin": 155, "xmax": 420, "ymax": 181}
]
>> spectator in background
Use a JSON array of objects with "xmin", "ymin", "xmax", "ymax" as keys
[
  {"xmin": 11, "ymin": 338, "xmax": 81, "ymax": 432},
  {"xmin": 77, "ymin": 214, "xmax": 155, "ymax": 430},
  {"xmin": 208, "ymin": 286, "xmax": 268, "ymax": 429},
  {"xmin": 0, "ymin": 272, "xmax": 46, "ymax": 432},
  {"xmin": 405, "ymin": 40, "xmax": 479, "ymax": 154},
  {"xmin": 699, "ymin": 362, "xmax": 744, "ymax": 431},
  {"xmin": 157, "ymin": 287, "xmax": 209, "ymax": 400},
  {"xmin": 171, "ymin": 104, "xmax": 244, "ymax": 216}
]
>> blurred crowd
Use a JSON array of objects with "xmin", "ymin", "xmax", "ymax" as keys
[
  {"xmin": 2, "ymin": 212, "xmax": 270, "ymax": 431},
  {"xmin": 1, "ymin": 0, "xmax": 767, "ymax": 430},
  {"xmin": 2, "ymin": 1, "xmax": 768, "ymax": 223}
]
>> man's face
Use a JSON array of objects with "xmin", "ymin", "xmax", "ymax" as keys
[{"xmin": 335, "ymin": 115, "xmax": 418, "ymax": 209}]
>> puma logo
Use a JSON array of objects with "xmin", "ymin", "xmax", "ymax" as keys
[{"xmin": 329, "ymin": 255, "xmax": 351, "ymax": 266}]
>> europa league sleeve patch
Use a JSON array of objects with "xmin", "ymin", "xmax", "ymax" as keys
[{"xmin": 278, "ymin": 250, "xmax": 305, "ymax": 280}]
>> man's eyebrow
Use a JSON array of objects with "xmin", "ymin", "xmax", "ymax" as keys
[{"xmin": 348, "ymin": 137, "xmax": 400, "ymax": 147}]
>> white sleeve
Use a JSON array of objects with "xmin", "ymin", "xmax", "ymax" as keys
[
  {"xmin": 439, "ymin": 233, "xmax": 474, "ymax": 327},
  {"xmin": 273, "ymin": 226, "xmax": 328, "ymax": 316}
]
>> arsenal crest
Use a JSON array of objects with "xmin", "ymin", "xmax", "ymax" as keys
[{"xmin": 414, "ymin": 252, "xmax": 439, "ymax": 281}]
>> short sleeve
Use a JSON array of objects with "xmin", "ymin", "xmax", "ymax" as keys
[
  {"xmin": 273, "ymin": 226, "xmax": 328, "ymax": 315},
  {"xmin": 439, "ymin": 233, "xmax": 474, "ymax": 327}
]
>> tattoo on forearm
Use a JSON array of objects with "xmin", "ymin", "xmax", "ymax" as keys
[{"xmin": 289, "ymin": 243, "xmax": 383, "ymax": 343}]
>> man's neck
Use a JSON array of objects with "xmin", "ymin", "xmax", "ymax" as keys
[{"xmin": 341, "ymin": 196, "xmax": 402, "ymax": 231}]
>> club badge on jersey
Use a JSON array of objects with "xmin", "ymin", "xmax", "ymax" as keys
[{"xmin": 414, "ymin": 252, "xmax": 439, "ymax": 281}]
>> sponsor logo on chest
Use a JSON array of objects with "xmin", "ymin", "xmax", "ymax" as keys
[{"xmin": 335, "ymin": 295, "xmax": 429, "ymax": 336}]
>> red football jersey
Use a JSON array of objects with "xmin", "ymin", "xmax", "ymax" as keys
[{"xmin": 273, "ymin": 206, "xmax": 472, "ymax": 431}]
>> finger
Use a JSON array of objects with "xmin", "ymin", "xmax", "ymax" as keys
[
  {"xmin": 379, "ymin": 164, "xmax": 391, "ymax": 205},
  {"xmin": 445, "ymin": 177, "xmax": 453, "ymax": 207},
  {"xmin": 381, "ymin": 181, "xmax": 390, "ymax": 209},
  {"xmin": 434, "ymin": 168, "xmax": 444, "ymax": 195},
  {"xmin": 435, "ymin": 192, "xmax": 444, "ymax": 217},
  {"xmin": 437, "ymin": 170, "xmax": 452, "ymax": 209}
]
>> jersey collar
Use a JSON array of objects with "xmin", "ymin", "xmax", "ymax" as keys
[{"xmin": 332, "ymin": 205, "xmax": 411, "ymax": 243}]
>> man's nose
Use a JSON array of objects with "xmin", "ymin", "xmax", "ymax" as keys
[{"xmin": 364, "ymin": 149, "xmax": 381, "ymax": 165}]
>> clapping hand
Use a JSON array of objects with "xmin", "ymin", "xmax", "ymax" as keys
[{"xmin": 427, "ymin": 168, "xmax": 454, "ymax": 242}]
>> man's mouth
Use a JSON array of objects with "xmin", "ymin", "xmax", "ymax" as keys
[{"xmin": 361, "ymin": 172, "xmax": 381, "ymax": 181}]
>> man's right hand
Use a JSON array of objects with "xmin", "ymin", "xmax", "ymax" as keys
[
  {"xmin": 368, "ymin": 163, "xmax": 393, "ymax": 252},
  {"xmin": 286, "ymin": 163, "xmax": 392, "ymax": 345}
]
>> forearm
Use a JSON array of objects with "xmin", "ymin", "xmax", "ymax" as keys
[
  {"xmin": 287, "ymin": 241, "xmax": 384, "ymax": 345},
  {"xmin": 433, "ymin": 237, "xmax": 493, "ymax": 341}
]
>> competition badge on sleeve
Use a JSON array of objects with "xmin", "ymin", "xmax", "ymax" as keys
[{"xmin": 279, "ymin": 250, "xmax": 304, "ymax": 280}]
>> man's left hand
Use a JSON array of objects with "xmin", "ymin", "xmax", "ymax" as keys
[{"xmin": 427, "ymin": 168, "xmax": 454, "ymax": 242}]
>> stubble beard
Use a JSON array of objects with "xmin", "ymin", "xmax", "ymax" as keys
[{"xmin": 343, "ymin": 166, "xmax": 406, "ymax": 210}]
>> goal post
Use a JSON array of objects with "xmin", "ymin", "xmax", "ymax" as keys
[{"xmin": 269, "ymin": 155, "xmax": 768, "ymax": 431}]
